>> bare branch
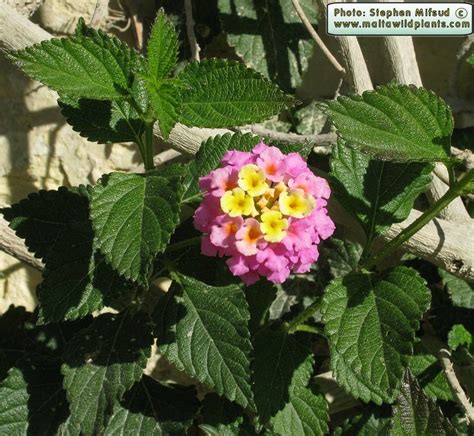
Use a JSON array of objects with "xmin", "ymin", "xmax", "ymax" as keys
[
  {"xmin": 439, "ymin": 349, "xmax": 474, "ymax": 427},
  {"xmin": 184, "ymin": 0, "xmax": 200, "ymax": 62},
  {"xmin": 90, "ymin": 0, "xmax": 109, "ymax": 28},
  {"xmin": 290, "ymin": 0, "xmax": 345, "ymax": 74}
]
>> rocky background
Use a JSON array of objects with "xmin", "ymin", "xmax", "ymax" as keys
[{"xmin": 1, "ymin": 0, "xmax": 472, "ymax": 313}]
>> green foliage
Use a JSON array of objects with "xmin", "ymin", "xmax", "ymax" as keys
[
  {"xmin": 439, "ymin": 268, "xmax": 474, "ymax": 309},
  {"xmin": 62, "ymin": 311, "xmax": 153, "ymax": 434},
  {"xmin": 331, "ymin": 141, "xmax": 433, "ymax": 242},
  {"xmin": 104, "ymin": 376, "xmax": 199, "ymax": 435},
  {"xmin": 322, "ymin": 238, "xmax": 363, "ymax": 278},
  {"xmin": 147, "ymin": 10, "xmax": 179, "ymax": 81},
  {"xmin": 322, "ymin": 267, "xmax": 431, "ymax": 404},
  {"xmin": 200, "ymin": 393, "xmax": 244, "ymax": 435},
  {"xmin": 448, "ymin": 324, "xmax": 473, "ymax": 350},
  {"xmin": 9, "ymin": 31, "xmax": 141, "ymax": 100},
  {"xmin": 177, "ymin": 59, "xmax": 294, "ymax": 127},
  {"xmin": 218, "ymin": 0, "xmax": 319, "ymax": 93},
  {"xmin": 391, "ymin": 370, "xmax": 455, "ymax": 435},
  {"xmin": 91, "ymin": 167, "xmax": 185, "ymax": 284},
  {"xmin": 334, "ymin": 407, "xmax": 392, "ymax": 435},
  {"xmin": 155, "ymin": 273, "xmax": 253, "ymax": 408},
  {"xmin": 326, "ymin": 84, "xmax": 453, "ymax": 162}
]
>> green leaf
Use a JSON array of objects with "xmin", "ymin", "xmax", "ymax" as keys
[
  {"xmin": 408, "ymin": 343, "xmax": 453, "ymax": 401},
  {"xmin": 467, "ymin": 53, "xmax": 474, "ymax": 65},
  {"xmin": 334, "ymin": 407, "xmax": 392, "ymax": 435},
  {"xmin": 200, "ymin": 393, "xmax": 244, "ymax": 435},
  {"xmin": 0, "ymin": 366, "xmax": 68, "ymax": 435},
  {"xmin": 272, "ymin": 385, "xmax": 329, "ymax": 436},
  {"xmin": 295, "ymin": 101, "xmax": 328, "ymax": 136},
  {"xmin": 391, "ymin": 370, "xmax": 455, "ymax": 435},
  {"xmin": 62, "ymin": 311, "xmax": 153, "ymax": 435},
  {"xmin": 439, "ymin": 268, "xmax": 474, "ymax": 309},
  {"xmin": 59, "ymin": 96, "xmax": 145, "ymax": 144},
  {"xmin": 322, "ymin": 238, "xmax": 363, "ymax": 279},
  {"xmin": 252, "ymin": 329, "xmax": 314, "ymax": 424},
  {"xmin": 91, "ymin": 168, "xmax": 185, "ymax": 284},
  {"xmin": 218, "ymin": 0, "xmax": 319, "ymax": 93},
  {"xmin": 9, "ymin": 31, "xmax": 141, "ymax": 100},
  {"xmin": 146, "ymin": 80, "xmax": 181, "ymax": 139},
  {"xmin": 177, "ymin": 59, "xmax": 293, "ymax": 128},
  {"xmin": 322, "ymin": 267, "xmax": 431, "ymax": 404},
  {"xmin": 2, "ymin": 187, "xmax": 129, "ymax": 323},
  {"xmin": 245, "ymin": 281, "xmax": 277, "ymax": 335},
  {"xmin": 448, "ymin": 324, "xmax": 473, "ymax": 350},
  {"xmin": 155, "ymin": 273, "xmax": 253, "ymax": 409},
  {"xmin": 326, "ymin": 84, "xmax": 453, "ymax": 162},
  {"xmin": 147, "ymin": 10, "xmax": 178, "ymax": 81},
  {"xmin": 330, "ymin": 141, "xmax": 433, "ymax": 241},
  {"xmin": 105, "ymin": 376, "xmax": 198, "ymax": 435}
]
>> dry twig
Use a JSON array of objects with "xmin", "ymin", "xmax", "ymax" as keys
[{"xmin": 184, "ymin": 0, "xmax": 200, "ymax": 61}]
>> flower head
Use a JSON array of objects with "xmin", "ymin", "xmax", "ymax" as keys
[{"xmin": 194, "ymin": 142, "xmax": 335, "ymax": 284}]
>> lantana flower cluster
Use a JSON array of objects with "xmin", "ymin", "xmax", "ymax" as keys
[{"xmin": 193, "ymin": 142, "xmax": 335, "ymax": 285}]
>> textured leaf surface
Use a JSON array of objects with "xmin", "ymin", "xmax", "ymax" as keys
[
  {"xmin": 448, "ymin": 324, "xmax": 472, "ymax": 350},
  {"xmin": 91, "ymin": 168, "xmax": 185, "ymax": 284},
  {"xmin": 439, "ymin": 268, "xmax": 474, "ymax": 309},
  {"xmin": 322, "ymin": 238, "xmax": 363, "ymax": 279},
  {"xmin": 252, "ymin": 329, "xmax": 313, "ymax": 423},
  {"xmin": 59, "ymin": 97, "xmax": 145, "ymax": 144},
  {"xmin": 331, "ymin": 141, "xmax": 433, "ymax": 240},
  {"xmin": 218, "ymin": 0, "xmax": 318, "ymax": 93},
  {"xmin": 272, "ymin": 386, "xmax": 329, "ymax": 436},
  {"xmin": 62, "ymin": 312, "xmax": 152, "ymax": 435},
  {"xmin": 295, "ymin": 101, "xmax": 328, "ymax": 136},
  {"xmin": 146, "ymin": 80, "xmax": 181, "ymax": 139},
  {"xmin": 391, "ymin": 370, "xmax": 455, "ymax": 435},
  {"xmin": 200, "ymin": 393, "xmax": 244, "ymax": 435},
  {"xmin": 104, "ymin": 376, "xmax": 198, "ymax": 436},
  {"xmin": 334, "ymin": 407, "xmax": 392, "ymax": 436},
  {"xmin": 147, "ymin": 11, "xmax": 178, "ymax": 80},
  {"xmin": 177, "ymin": 59, "xmax": 293, "ymax": 128},
  {"xmin": 322, "ymin": 267, "xmax": 431, "ymax": 404},
  {"xmin": 2, "ymin": 187, "xmax": 128, "ymax": 323},
  {"xmin": 155, "ymin": 274, "xmax": 253, "ymax": 409},
  {"xmin": 408, "ymin": 343, "xmax": 453, "ymax": 401},
  {"xmin": 327, "ymin": 84, "xmax": 453, "ymax": 161},
  {"xmin": 9, "ymin": 32, "xmax": 139, "ymax": 100}
]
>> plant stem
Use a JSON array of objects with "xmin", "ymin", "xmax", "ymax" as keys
[
  {"xmin": 166, "ymin": 236, "xmax": 202, "ymax": 253},
  {"xmin": 284, "ymin": 298, "xmax": 321, "ymax": 334},
  {"xmin": 143, "ymin": 122, "xmax": 155, "ymax": 171},
  {"xmin": 292, "ymin": 324, "xmax": 326, "ymax": 336},
  {"xmin": 362, "ymin": 168, "xmax": 474, "ymax": 271}
]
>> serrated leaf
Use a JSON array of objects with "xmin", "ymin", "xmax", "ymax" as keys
[
  {"xmin": 439, "ymin": 268, "xmax": 474, "ymax": 309},
  {"xmin": 146, "ymin": 80, "xmax": 181, "ymax": 139},
  {"xmin": 322, "ymin": 238, "xmax": 363, "ymax": 278},
  {"xmin": 155, "ymin": 273, "xmax": 253, "ymax": 409},
  {"xmin": 177, "ymin": 59, "xmax": 293, "ymax": 128},
  {"xmin": 448, "ymin": 324, "xmax": 473, "ymax": 350},
  {"xmin": 272, "ymin": 385, "xmax": 329, "ymax": 436},
  {"xmin": 105, "ymin": 376, "xmax": 198, "ymax": 436},
  {"xmin": 218, "ymin": 0, "xmax": 318, "ymax": 93},
  {"xmin": 408, "ymin": 343, "xmax": 453, "ymax": 401},
  {"xmin": 327, "ymin": 84, "xmax": 453, "ymax": 162},
  {"xmin": 334, "ymin": 406, "xmax": 392, "ymax": 436},
  {"xmin": 9, "ymin": 32, "xmax": 140, "ymax": 100},
  {"xmin": 322, "ymin": 267, "xmax": 431, "ymax": 404},
  {"xmin": 2, "ymin": 187, "xmax": 129, "ymax": 323},
  {"xmin": 59, "ymin": 97, "xmax": 145, "ymax": 144},
  {"xmin": 252, "ymin": 329, "xmax": 314, "ymax": 423},
  {"xmin": 391, "ymin": 370, "xmax": 455, "ymax": 435},
  {"xmin": 200, "ymin": 393, "xmax": 244, "ymax": 436},
  {"xmin": 62, "ymin": 311, "xmax": 153, "ymax": 435},
  {"xmin": 91, "ymin": 168, "xmax": 185, "ymax": 284},
  {"xmin": 330, "ymin": 141, "xmax": 433, "ymax": 241},
  {"xmin": 0, "ymin": 366, "xmax": 68, "ymax": 435},
  {"xmin": 147, "ymin": 10, "xmax": 178, "ymax": 81}
]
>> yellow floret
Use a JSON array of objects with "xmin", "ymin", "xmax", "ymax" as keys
[
  {"xmin": 279, "ymin": 189, "xmax": 315, "ymax": 218},
  {"xmin": 260, "ymin": 210, "xmax": 288, "ymax": 243},
  {"xmin": 221, "ymin": 188, "xmax": 256, "ymax": 217},
  {"xmin": 238, "ymin": 164, "xmax": 269, "ymax": 197}
]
